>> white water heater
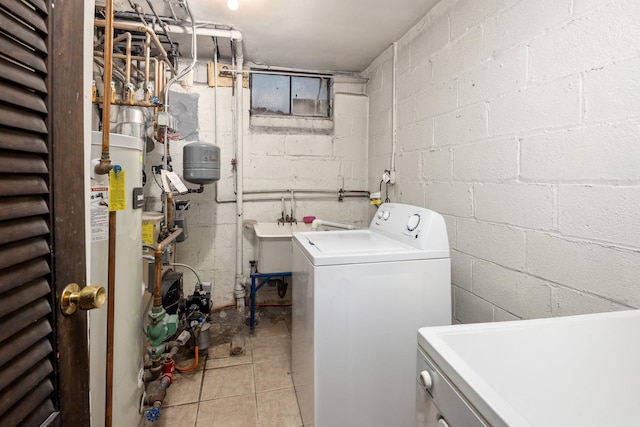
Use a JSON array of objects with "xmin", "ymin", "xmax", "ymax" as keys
[{"xmin": 89, "ymin": 132, "xmax": 144, "ymax": 427}]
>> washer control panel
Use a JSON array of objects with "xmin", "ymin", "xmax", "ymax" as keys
[{"xmin": 370, "ymin": 203, "xmax": 448, "ymax": 251}]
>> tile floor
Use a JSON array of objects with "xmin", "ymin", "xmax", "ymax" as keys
[{"xmin": 151, "ymin": 307, "xmax": 303, "ymax": 427}]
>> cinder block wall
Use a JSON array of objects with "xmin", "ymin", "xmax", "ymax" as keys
[
  {"xmin": 145, "ymin": 63, "xmax": 370, "ymax": 305},
  {"xmin": 365, "ymin": 0, "xmax": 640, "ymax": 323}
]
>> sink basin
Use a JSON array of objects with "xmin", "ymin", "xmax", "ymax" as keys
[
  {"xmin": 418, "ymin": 309, "xmax": 640, "ymax": 426},
  {"xmin": 251, "ymin": 222, "xmax": 313, "ymax": 273}
]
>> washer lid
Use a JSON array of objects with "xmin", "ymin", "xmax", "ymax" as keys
[
  {"xmin": 418, "ymin": 310, "xmax": 640, "ymax": 427},
  {"xmin": 293, "ymin": 229, "xmax": 448, "ymax": 265}
]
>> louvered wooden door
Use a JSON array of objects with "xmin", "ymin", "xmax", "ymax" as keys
[{"xmin": 0, "ymin": 0, "xmax": 89, "ymax": 426}]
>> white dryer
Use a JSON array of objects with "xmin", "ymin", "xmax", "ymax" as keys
[{"xmin": 292, "ymin": 203, "xmax": 451, "ymax": 427}]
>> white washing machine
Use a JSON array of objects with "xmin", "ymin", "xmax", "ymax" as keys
[{"xmin": 292, "ymin": 203, "xmax": 451, "ymax": 427}]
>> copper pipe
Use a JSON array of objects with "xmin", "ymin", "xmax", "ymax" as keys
[
  {"xmin": 153, "ymin": 229, "xmax": 183, "ymax": 307},
  {"xmin": 106, "ymin": 212, "xmax": 116, "ymax": 427},
  {"xmin": 157, "ymin": 61, "xmax": 163, "ymax": 104},
  {"xmin": 95, "ymin": 4, "xmax": 114, "ymax": 176},
  {"xmin": 95, "ymin": 52, "xmax": 150, "ymax": 77},
  {"xmin": 167, "ymin": 192, "xmax": 174, "ymax": 230},
  {"xmin": 94, "ymin": 19, "xmax": 177, "ymax": 76},
  {"xmin": 144, "ymin": 33, "xmax": 151, "ymax": 90},
  {"xmin": 93, "ymin": 57, "xmax": 127, "ymax": 83},
  {"xmin": 112, "ymin": 32, "xmax": 132, "ymax": 85},
  {"xmin": 152, "ymin": 58, "xmax": 159, "ymax": 99},
  {"xmin": 93, "ymin": 97, "xmax": 156, "ymax": 107}
]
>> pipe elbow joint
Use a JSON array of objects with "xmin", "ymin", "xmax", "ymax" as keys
[{"xmin": 94, "ymin": 158, "xmax": 112, "ymax": 175}]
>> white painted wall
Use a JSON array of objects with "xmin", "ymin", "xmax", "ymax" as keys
[
  {"xmin": 365, "ymin": 0, "xmax": 640, "ymax": 323},
  {"xmin": 145, "ymin": 63, "xmax": 370, "ymax": 306}
]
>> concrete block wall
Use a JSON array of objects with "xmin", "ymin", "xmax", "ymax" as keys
[
  {"xmin": 145, "ymin": 62, "xmax": 370, "ymax": 305},
  {"xmin": 365, "ymin": 0, "xmax": 640, "ymax": 323}
]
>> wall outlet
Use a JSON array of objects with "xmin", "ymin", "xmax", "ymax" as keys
[{"xmin": 382, "ymin": 169, "xmax": 396, "ymax": 185}]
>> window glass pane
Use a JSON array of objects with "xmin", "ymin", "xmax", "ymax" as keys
[
  {"xmin": 251, "ymin": 74, "xmax": 290, "ymax": 115},
  {"xmin": 291, "ymin": 77, "xmax": 329, "ymax": 117}
]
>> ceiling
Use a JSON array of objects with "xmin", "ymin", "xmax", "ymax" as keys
[{"xmin": 106, "ymin": 0, "xmax": 440, "ymax": 73}]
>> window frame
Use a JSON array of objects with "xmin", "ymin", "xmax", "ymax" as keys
[{"xmin": 249, "ymin": 72, "xmax": 333, "ymax": 119}]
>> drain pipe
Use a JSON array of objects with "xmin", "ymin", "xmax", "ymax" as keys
[{"xmin": 233, "ymin": 38, "xmax": 246, "ymax": 308}]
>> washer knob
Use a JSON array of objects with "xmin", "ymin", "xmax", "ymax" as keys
[
  {"xmin": 419, "ymin": 370, "xmax": 433, "ymax": 390},
  {"xmin": 377, "ymin": 210, "xmax": 384, "ymax": 219},
  {"xmin": 382, "ymin": 211, "xmax": 391, "ymax": 220},
  {"xmin": 407, "ymin": 214, "xmax": 421, "ymax": 231}
]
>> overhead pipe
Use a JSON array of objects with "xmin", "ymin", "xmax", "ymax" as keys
[
  {"xmin": 94, "ymin": 19, "xmax": 177, "ymax": 76},
  {"xmin": 144, "ymin": 0, "xmax": 177, "ymax": 52},
  {"xmin": 165, "ymin": 24, "xmax": 243, "ymax": 44},
  {"xmin": 213, "ymin": 187, "xmax": 370, "ymax": 204}
]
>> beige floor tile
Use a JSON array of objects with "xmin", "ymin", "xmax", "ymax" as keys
[
  {"xmin": 253, "ymin": 358, "xmax": 293, "ymax": 392},
  {"xmin": 251, "ymin": 335, "xmax": 291, "ymax": 363},
  {"xmin": 206, "ymin": 337, "xmax": 252, "ymax": 369},
  {"xmin": 197, "ymin": 394, "xmax": 258, "ymax": 427},
  {"xmin": 153, "ymin": 402, "xmax": 198, "ymax": 427},
  {"xmin": 256, "ymin": 388, "xmax": 303, "ymax": 427},
  {"xmin": 251, "ymin": 318, "xmax": 289, "ymax": 339},
  {"xmin": 163, "ymin": 369, "xmax": 204, "ymax": 407},
  {"xmin": 206, "ymin": 351, "xmax": 253, "ymax": 369},
  {"xmin": 209, "ymin": 342, "xmax": 231, "ymax": 359},
  {"xmin": 200, "ymin": 364, "xmax": 255, "ymax": 401}
]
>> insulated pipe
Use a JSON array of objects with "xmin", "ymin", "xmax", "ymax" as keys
[
  {"xmin": 165, "ymin": 24, "xmax": 243, "ymax": 44},
  {"xmin": 311, "ymin": 219, "xmax": 356, "ymax": 231},
  {"xmin": 153, "ymin": 229, "xmax": 183, "ymax": 307}
]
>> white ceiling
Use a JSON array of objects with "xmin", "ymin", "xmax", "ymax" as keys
[{"xmin": 110, "ymin": 0, "xmax": 440, "ymax": 73}]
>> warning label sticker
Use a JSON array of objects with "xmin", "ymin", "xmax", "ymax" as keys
[{"xmin": 90, "ymin": 187, "xmax": 109, "ymax": 242}]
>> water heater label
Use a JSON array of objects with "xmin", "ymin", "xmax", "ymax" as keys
[
  {"xmin": 109, "ymin": 169, "xmax": 126, "ymax": 211},
  {"xmin": 90, "ymin": 187, "xmax": 109, "ymax": 242}
]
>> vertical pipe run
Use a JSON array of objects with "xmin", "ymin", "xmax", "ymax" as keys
[
  {"xmin": 98, "ymin": 2, "xmax": 116, "ymax": 427},
  {"xmin": 105, "ymin": 211, "xmax": 116, "ymax": 427},
  {"xmin": 391, "ymin": 42, "xmax": 398, "ymax": 173},
  {"xmin": 234, "ymin": 41, "xmax": 245, "ymax": 307}
]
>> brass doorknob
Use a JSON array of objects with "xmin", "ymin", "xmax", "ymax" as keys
[{"xmin": 60, "ymin": 283, "xmax": 106, "ymax": 315}]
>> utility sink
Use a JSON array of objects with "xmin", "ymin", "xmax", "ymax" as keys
[
  {"xmin": 251, "ymin": 222, "xmax": 313, "ymax": 273},
  {"xmin": 418, "ymin": 309, "xmax": 640, "ymax": 426}
]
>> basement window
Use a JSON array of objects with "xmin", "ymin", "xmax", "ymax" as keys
[{"xmin": 250, "ymin": 73, "xmax": 331, "ymax": 118}]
